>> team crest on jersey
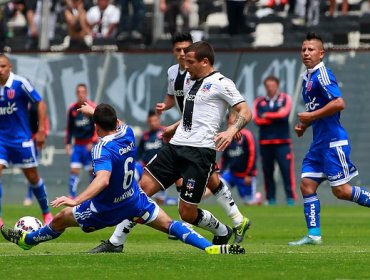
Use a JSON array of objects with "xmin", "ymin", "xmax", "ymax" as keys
[
  {"xmin": 185, "ymin": 77, "xmax": 191, "ymax": 85},
  {"xmin": 7, "ymin": 89, "xmax": 15, "ymax": 99},
  {"xmin": 306, "ymin": 81, "xmax": 313, "ymax": 92},
  {"xmin": 201, "ymin": 83, "xmax": 212, "ymax": 92},
  {"xmin": 186, "ymin": 178, "xmax": 195, "ymax": 191}
]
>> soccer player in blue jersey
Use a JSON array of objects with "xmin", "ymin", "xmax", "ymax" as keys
[
  {"xmin": 65, "ymin": 84, "xmax": 97, "ymax": 198},
  {"xmin": 0, "ymin": 103, "xmax": 244, "ymax": 254},
  {"xmin": 0, "ymin": 54, "xmax": 53, "ymax": 226},
  {"xmin": 289, "ymin": 32, "xmax": 370, "ymax": 245}
]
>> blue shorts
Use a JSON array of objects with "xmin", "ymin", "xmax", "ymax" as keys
[
  {"xmin": 0, "ymin": 140, "xmax": 38, "ymax": 168},
  {"xmin": 72, "ymin": 190, "xmax": 159, "ymax": 232},
  {"xmin": 70, "ymin": 144, "xmax": 92, "ymax": 170},
  {"xmin": 221, "ymin": 170, "xmax": 256, "ymax": 203},
  {"xmin": 301, "ymin": 140, "xmax": 358, "ymax": 187}
]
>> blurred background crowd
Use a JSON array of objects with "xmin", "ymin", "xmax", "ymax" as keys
[{"xmin": 1, "ymin": 0, "xmax": 370, "ymax": 52}]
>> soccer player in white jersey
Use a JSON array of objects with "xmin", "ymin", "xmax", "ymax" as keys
[
  {"xmin": 0, "ymin": 54, "xmax": 53, "ymax": 226},
  {"xmin": 156, "ymin": 32, "xmax": 252, "ymax": 241},
  {"xmin": 1, "ymin": 103, "xmax": 244, "ymax": 254},
  {"xmin": 89, "ymin": 34, "xmax": 252, "ymax": 253},
  {"xmin": 289, "ymin": 32, "xmax": 370, "ymax": 245}
]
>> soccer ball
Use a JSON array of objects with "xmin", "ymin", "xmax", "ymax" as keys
[{"xmin": 14, "ymin": 216, "xmax": 43, "ymax": 233}]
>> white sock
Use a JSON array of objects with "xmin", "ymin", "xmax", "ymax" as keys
[
  {"xmin": 196, "ymin": 209, "xmax": 228, "ymax": 236},
  {"xmin": 214, "ymin": 178, "xmax": 244, "ymax": 227},
  {"xmin": 109, "ymin": 219, "xmax": 136, "ymax": 246}
]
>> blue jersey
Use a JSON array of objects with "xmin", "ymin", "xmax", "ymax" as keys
[
  {"xmin": 136, "ymin": 127, "xmax": 164, "ymax": 165},
  {"xmin": 90, "ymin": 124, "xmax": 140, "ymax": 212},
  {"xmin": 301, "ymin": 62, "xmax": 349, "ymax": 148},
  {"xmin": 0, "ymin": 72, "xmax": 42, "ymax": 147}
]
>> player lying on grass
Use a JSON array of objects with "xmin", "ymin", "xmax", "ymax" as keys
[{"xmin": 1, "ymin": 104, "xmax": 244, "ymax": 255}]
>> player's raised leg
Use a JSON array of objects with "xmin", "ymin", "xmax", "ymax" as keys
[
  {"xmin": 1, "ymin": 207, "xmax": 76, "ymax": 250},
  {"xmin": 23, "ymin": 167, "xmax": 53, "ymax": 225}
]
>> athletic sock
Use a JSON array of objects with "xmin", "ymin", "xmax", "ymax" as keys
[
  {"xmin": 303, "ymin": 193, "xmax": 321, "ymax": 236},
  {"xmin": 351, "ymin": 186, "xmax": 370, "ymax": 207},
  {"xmin": 212, "ymin": 179, "xmax": 244, "ymax": 227},
  {"xmin": 68, "ymin": 174, "xmax": 80, "ymax": 198},
  {"xmin": 194, "ymin": 208, "xmax": 228, "ymax": 236},
  {"xmin": 169, "ymin": 220, "xmax": 212, "ymax": 250},
  {"xmin": 25, "ymin": 224, "xmax": 62, "ymax": 245},
  {"xmin": 29, "ymin": 178, "xmax": 50, "ymax": 214},
  {"xmin": 26, "ymin": 186, "xmax": 33, "ymax": 200},
  {"xmin": 109, "ymin": 219, "xmax": 136, "ymax": 246}
]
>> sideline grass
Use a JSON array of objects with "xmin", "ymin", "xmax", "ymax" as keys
[{"xmin": 1, "ymin": 204, "xmax": 370, "ymax": 279}]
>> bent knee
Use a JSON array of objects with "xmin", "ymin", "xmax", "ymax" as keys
[
  {"xmin": 332, "ymin": 185, "xmax": 352, "ymax": 200},
  {"xmin": 178, "ymin": 205, "xmax": 198, "ymax": 224}
]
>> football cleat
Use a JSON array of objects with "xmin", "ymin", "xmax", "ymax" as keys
[
  {"xmin": 88, "ymin": 240, "xmax": 124, "ymax": 253},
  {"xmin": 288, "ymin": 235, "xmax": 323, "ymax": 246},
  {"xmin": 233, "ymin": 217, "xmax": 251, "ymax": 243},
  {"xmin": 212, "ymin": 225, "xmax": 233, "ymax": 245},
  {"xmin": 42, "ymin": 212, "xmax": 53, "ymax": 225},
  {"xmin": 206, "ymin": 244, "xmax": 245, "ymax": 255},
  {"xmin": 1, "ymin": 225, "xmax": 33, "ymax": 250}
]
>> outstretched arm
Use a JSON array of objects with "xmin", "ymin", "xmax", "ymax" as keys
[{"xmin": 51, "ymin": 170, "xmax": 111, "ymax": 207}]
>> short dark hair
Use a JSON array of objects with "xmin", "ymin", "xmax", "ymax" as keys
[
  {"xmin": 93, "ymin": 103, "xmax": 117, "ymax": 131},
  {"xmin": 264, "ymin": 75, "xmax": 280, "ymax": 85},
  {"xmin": 76, "ymin": 83, "xmax": 87, "ymax": 89},
  {"xmin": 305, "ymin": 32, "xmax": 324, "ymax": 44},
  {"xmin": 172, "ymin": 32, "xmax": 193, "ymax": 46},
  {"xmin": 147, "ymin": 109, "xmax": 157, "ymax": 118},
  {"xmin": 184, "ymin": 41, "xmax": 215, "ymax": 66}
]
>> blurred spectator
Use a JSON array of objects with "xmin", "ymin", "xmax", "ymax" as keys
[
  {"xmin": 329, "ymin": 0, "xmax": 348, "ymax": 16},
  {"xmin": 86, "ymin": 0, "xmax": 120, "ymax": 39},
  {"xmin": 64, "ymin": 0, "xmax": 92, "ymax": 49},
  {"xmin": 226, "ymin": 0, "xmax": 247, "ymax": 35},
  {"xmin": 291, "ymin": 0, "xmax": 320, "ymax": 27},
  {"xmin": 0, "ymin": 4, "xmax": 8, "ymax": 51},
  {"xmin": 160, "ymin": 0, "xmax": 190, "ymax": 35},
  {"xmin": 118, "ymin": 0, "xmax": 145, "ymax": 40},
  {"xmin": 197, "ymin": 0, "xmax": 219, "ymax": 26},
  {"xmin": 25, "ymin": 0, "xmax": 59, "ymax": 50}
]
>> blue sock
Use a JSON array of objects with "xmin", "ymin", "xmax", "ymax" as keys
[
  {"xmin": 0, "ymin": 181, "xmax": 2, "ymax": 218},
  {"xmin": 351, "ymin": 186, "xmax": 370, "ymax": 207},
  {"xmin": 26, "ymin": 186, "xmax": 33, "ymax": 200},
  {"xmin": 303, "ymin": 194, "xmax": 321, "ymax": 236},
  {"xmin": 69, "ymin": 174, "xmax": 80, "ymax": 198},
  {"xmin": 169, "ymin": 220, "xmax": 212, "ymax": 250},
  {"xmin": 25, "ymin": 225, "xmax": 62, "ymax": 245},
  {"xmin": 30, "ymin": 178, "xmax": 50, "ymax": 214}
]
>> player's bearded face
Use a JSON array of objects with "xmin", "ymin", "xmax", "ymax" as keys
[{"xmin": 301, "ymin": 40, "xmax": 324, "ymax": 69}]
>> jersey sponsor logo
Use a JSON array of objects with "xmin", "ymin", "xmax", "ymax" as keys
[
  {"xmin": 309, "ymin": 204, "xmax": 317, "ymax": 227},
  {"xmin": 228, "ymin": 146, "xmax": 244, "ymax": 157},
  {"xmin": 144, "ymin": 139, "xmax": 162, "ymax": 151},
  {"xmin": 174, "ymin": 89, "xmax": 184, "ymax": 96},
  {"xmin": 305, "ymin": 96, "xmax": 320, "ymax": 111},
  {"xmin": 0, "ymin": 102, "xmax": 18, "ymax": 115},
  {"xmin": 32, "ymin": 234, "xmax": 53, "ymax": 242},
  {"xmin": 7, "ymin": 89, "xmax": 15, "ymax": 99},
  {"xmin": 306, "ymin": 81, "xmax": 313, "ymax": 92},
  {"xmin": 119, "ymin": 142, "xmax": 135, "ymax": 155},
  {"xmin": 75, "ymin": 116, "xmax": 91, "ymax": 127}
]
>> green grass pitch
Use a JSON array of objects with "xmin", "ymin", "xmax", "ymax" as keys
[{"xmin": 1, "ymin": 204, "xmax": 370, "ymax": 280}]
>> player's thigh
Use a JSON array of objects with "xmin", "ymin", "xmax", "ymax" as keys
[
  {"xmin": 301, "ymin": 148, "xmax": 325, "ymax": 183},
  {"xmin": 0, "ymin": 142, "xmax": 10, "ymax": 169},
  {"xmin": 179, "ymin": 146, "xmax": 215, "ymax": 204},
  {"xmin": 144, "ymin": 144, "xmax": 180, "ymax": 190},
  {"xmin": 7, "ymin": 142, "xmax": 38, "ymax": 169},
  {"xmin": 70, "ymin": 145, "xmax": 84, "ymax": 169}
]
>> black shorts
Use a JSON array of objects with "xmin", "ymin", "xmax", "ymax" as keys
[{"xmin": 145, "ymin": 143, "xmax": 216, "ymax": 204}]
